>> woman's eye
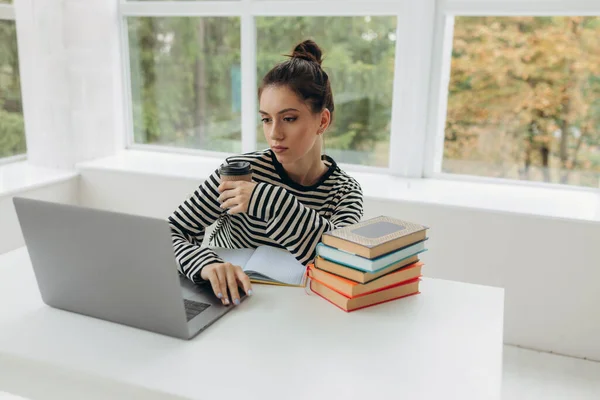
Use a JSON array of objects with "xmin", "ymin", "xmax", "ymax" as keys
[
  {"xmin": 261, "ymin": 118, "xmax": 271, "ymax": 123},
  {"xmin": 283, "ymin": 117, "xmax": 297, "ymax": 122}
]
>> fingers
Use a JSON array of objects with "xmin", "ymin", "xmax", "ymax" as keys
[
  {"xmin": 218, "ymin": 184, "xmax": 247, "ymax": 204},
  {"xmin": 235, "ymin": 266, "xmax": 253, "ymax": 296},
  {"xmin": 226, "ymin": 267, "xmax": 241, "ymax": 306},
  {"xmin": 202, "ymin": 262, "xmax": 252, "ymax": 306},
  {"xmin": 215, "ymin": 265, "xmax": 230, "ymax": 306},
  {"xmin": 220, "ymin": 197, "xmax": 247, "ymax": 215},
  {"xmin": 226, "ymin": 205, "xmax": 243, "ymax": 215},
  {"xmin": 218, "ymin": 189, "xmax": 234, "ymax": 204},
  {"xmin": 217, "ymin": 185, "xmax": 241, "ymax": 202},
  {"xmin": 205, "ymin": 270, "xmax": 223, "ymax": 301},
  {"xmin": 218, "ymin": 181, "xmax": 238, "ymax": 193},
  {"xmin": 219, "ymin": 196, "xmax": 239, "ymax": 211},
  {"xmin": 218, "ymin": 181, "xmax": 247, "ymax": 193}
]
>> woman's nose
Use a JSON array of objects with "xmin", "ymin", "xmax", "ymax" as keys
[{"xmin": 269, "ymin": 122, "xmax": 284, "ymax": 140}]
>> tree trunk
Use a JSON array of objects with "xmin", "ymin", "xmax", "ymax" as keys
[
  {"xmin": 194, "ymin": 19, "xmax": 207, "ymax": 147},
  {"xmin": 140, "ymin": 18, "xmax": 157, "ymax": 143},
  {"xmin": 9, "ymin": 31, "xmax": 21, "ymax": 112},
  {"xmin": 558, "ymin": 115, "xmax": 571, "ymax": 184},
  {"xmin": 520, "ymin": 122, "xmax": 535, "ymax": 180},
  {"xmin": 2, "ymin": 99, "xmax": 21, "ymax": 113},
  {"xmin": 571, "ymin": 128, "xmax": 586, "ymax": 168},
  {"xmin": 540, "ymin": 146, "xmax": 551, "ymax": 182},
  {"xmin": 558, "ymin": 20, "xmax": 581, "ymax": 184}
]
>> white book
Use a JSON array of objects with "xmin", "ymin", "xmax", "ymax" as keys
[{"xmin": 209, "ymin": 246, "xmax": 307, "ymax": 287}]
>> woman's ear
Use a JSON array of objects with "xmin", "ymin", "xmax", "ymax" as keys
[{"xmin": 318, "ymin": 108, "xmax": 331, "ymax": 135}]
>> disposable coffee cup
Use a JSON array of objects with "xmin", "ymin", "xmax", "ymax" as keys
[{"xmin": 219, "ymin": 161, "xmax": 253, "ymax": 182}]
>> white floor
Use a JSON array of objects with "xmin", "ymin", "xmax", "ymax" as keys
[{"xmin": 503, "ymin": 345, "xmax": 600, "ymax": 400}]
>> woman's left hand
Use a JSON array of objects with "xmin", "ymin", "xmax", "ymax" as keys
[{"xmin": 217, "ymin": 181, "xmax": 258, "ymax": 215}]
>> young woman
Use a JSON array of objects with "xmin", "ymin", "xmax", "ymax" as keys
[{"xmin": 168, "ymin": 40, "xmax": 364, "ymax": 306}]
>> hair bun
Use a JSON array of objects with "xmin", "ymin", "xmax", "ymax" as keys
[{"xmin": 290, "ymin": 40, "xmax": 323, "ymax": 66}]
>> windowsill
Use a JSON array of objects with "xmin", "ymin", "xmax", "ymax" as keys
[
  {"xmin": 0, "ymin": 161, "xmax": 78, "ymax": 198},
  {"xmin": 77, "ymin": 149, "xmax": 600, "ymax": 223}
]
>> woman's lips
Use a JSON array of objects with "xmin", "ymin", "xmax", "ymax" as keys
[{"xmin": 272, "ymin": 146, "xmax": 288, "ymax": 153}]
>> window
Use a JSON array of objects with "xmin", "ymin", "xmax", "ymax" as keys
[
  {"xmin": 121, "ymin": 0, "xmax": 402, "ymax": 170},
  {"xmin": 127, "ymin": 17, "xmax": 241, "ymax": 153},
  {"xmin": 0, "ymin": 12, "xmax": 26, "ymax": 160},
  {"xmin": 256, "ymin": 16, "xmax": 396, "ymax": 168},
  {"xmin": 444, "ymin": 16, "xmax": 600, "ymax": 188}
]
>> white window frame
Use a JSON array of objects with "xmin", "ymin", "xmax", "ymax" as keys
[
  {"xmin": 424, "ymin": 0, "xmax": 600, "ymax": 191},
  {"xmin": 118, "ymin": 0, "xmax": 437, "ymax": 176},
  {"xmin": 0, "ymin": 2, "xmax": 26, "ymax": 164}
]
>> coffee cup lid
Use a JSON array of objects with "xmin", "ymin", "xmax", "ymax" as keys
[{"xmin": 219, "ymin": 161, "xmax": 252, "ymax": 176}]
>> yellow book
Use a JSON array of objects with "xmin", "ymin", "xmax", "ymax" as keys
[{"xmin": 250, "ymin": 278, "xmax": 306, "ymax": 288}]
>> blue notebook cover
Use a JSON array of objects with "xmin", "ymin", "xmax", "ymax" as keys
[{"xmin": 315, "ymin": 239, "xmax": 428, "ymax": 272}]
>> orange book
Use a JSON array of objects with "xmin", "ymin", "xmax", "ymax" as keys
[
  {"xmin": 310, "ymin": 277, "xmax": 420, "ymax": 312},
  {"xmin": 314, "ymin": 254, "xmax": 420, "ymax": 284},
  {"xmin": 308, "ymin": 262, "xmax": 422, "ymax": 298}
]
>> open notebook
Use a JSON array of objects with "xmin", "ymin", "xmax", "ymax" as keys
[{"xmin": 209, "ymin": 246, "xmax": 307, "ymax": 287}]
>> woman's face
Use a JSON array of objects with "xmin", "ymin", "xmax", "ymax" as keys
[{"xmin": 259, "ymin": 85, "xmax": 328, "ymax": 164}]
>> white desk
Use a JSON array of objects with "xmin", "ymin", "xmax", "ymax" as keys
[{"xmin": 0, "ymin": 247, "xmax": 504, "ymax": 400}]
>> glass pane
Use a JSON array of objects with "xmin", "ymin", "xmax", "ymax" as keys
[
  {"xmin": 127, "ymin": 17, "xmax": 241, "ymax": 153},
  {"xmin": 0, "ymin": 20, "xmax": 26, "ymax": 159},
  {"xmin": 445, "ymin": 16, "xmax": 600, "ymax": 188},
  {"xmin": 257, "ymin": 16, "xmax": 397, "ymax": 168}
]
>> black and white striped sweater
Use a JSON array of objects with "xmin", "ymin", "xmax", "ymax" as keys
[{"xmin": 168, "ymin": 149, "xmax": 364, "ymax": 283}]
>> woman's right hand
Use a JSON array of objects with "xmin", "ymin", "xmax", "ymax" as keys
[{"xmin": 200, "ymin": 262, "xmax": 253, "ymax": 306}]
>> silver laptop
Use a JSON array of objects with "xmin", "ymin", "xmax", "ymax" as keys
[{"xmin": 12, "ymin": 197, "xmax": 240, "ymax": 340}]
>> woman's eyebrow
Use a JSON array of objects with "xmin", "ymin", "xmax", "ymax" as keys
[{"xmin": 259, "ymin": 108, "xmax": 300, "ymax": 115}]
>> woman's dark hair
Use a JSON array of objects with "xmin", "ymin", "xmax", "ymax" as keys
[{"xmin": 259, "ymin": 40, "xmax": 335, "ymax": 123}]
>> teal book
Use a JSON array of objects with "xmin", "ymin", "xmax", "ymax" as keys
[{"xmin": 315, "ymin": 240, "xmax": 427, "ymax": 272}]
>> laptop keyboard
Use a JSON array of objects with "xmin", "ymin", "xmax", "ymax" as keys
[{"xmin": 184, "ymin": 299, "xmax": 211, "ymax": 321}]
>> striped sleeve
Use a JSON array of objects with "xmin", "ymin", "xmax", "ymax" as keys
[
  {"xmin": 246, "ymin": 179, "xmax": 364, "ymax": 265},
  {"xmin": 168, "ymin": 169, "xmax": 226, "ymax": 283}
]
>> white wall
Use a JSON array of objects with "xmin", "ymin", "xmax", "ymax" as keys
[
  {"xmin": 78, "ymin": 169, "xmax": 218, "ymax": 245},
  {"xmin": 0, "ymin": 178, "xmax": 79, "ymax": 254},
  {"xmin": 362, "ymin": 197, "xmax": 600, "ymax": 361},
  {"xmin": 14, "ymin": 0, "xmax": 124, "ymax": 170},
  {"xmin": 78, "ymin": 169, "xmax": 600, "ymax": 361}
]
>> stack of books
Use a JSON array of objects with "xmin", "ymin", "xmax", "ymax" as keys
[{"xmin": 308, "ymin": 216, "xmax": 429, "ymax": 312}]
